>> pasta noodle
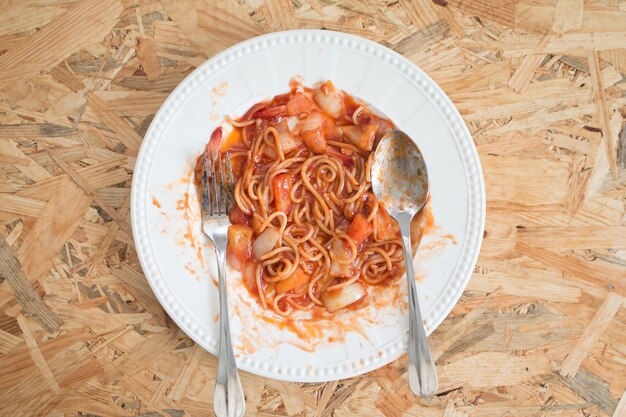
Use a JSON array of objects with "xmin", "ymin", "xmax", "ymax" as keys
[{"xmin": 199, "ymin": 80, "xmax": 426, "ymax": 315}]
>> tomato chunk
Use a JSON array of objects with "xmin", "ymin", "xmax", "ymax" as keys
[
  {"xmin": 348, "ymin": 214, "xmax": 374, "ymax": 243},
  {"xmin": 301, "ymin": 111, "xmax": 327, "ymax": 154},
  {"xmin": 341, "ymin": 124, "xmax": 378, "ymax": 151},
  {"xmin": 226, "ymin": 225, "xmax": 253, "ymax": 271},
  {"xmin": 286, "ymin": 92, "xmax": 313, "ymax": 115},
  {"xmin": 276, "ymin": 267, "xmax": 310, "ymax": 294},
  {"xmin": 323, "ymin": 114, "xmax": 342, "ymax": 141},
  {"xmin": 229, "ymin": 205, "xmax": 251, "ymax": 226},
  {"xmin": 301, "ymin": 128, "xmax": 326, "ymax": 154},
  {"xmin": 272, "ymin": 173, "xmax": 295, "ymax": 213},
  {"xmin": 374, "ymin": 205, "xmax": 399, "ymax": 240}
]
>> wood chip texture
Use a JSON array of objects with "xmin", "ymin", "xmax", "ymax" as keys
[{"xmin": 0, "ymin": 1, "xmax": 625, "ymax": 416}]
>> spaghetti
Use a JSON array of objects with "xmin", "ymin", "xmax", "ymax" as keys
[{"xmin": 199, "ymin": 80, "xmax": 427, "ymax": 315}]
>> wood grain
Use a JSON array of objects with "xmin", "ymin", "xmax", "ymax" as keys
[
  {"xmin": 0, "ymin": 0, "xmax": 122, "ymax": 85},
  {"xmin": 0, "ymin": 1, "xmax": 624, "ymax": 416},
  {"xmin": 560, "ymin": 292, "xmax": 624, "ymax": 378},
  {"xmin": 0, "ymin": 236, "xmax": 62, "ymax": 333},
  {"xmin": 589, "ymin": 50, "xmax": 620, "ymax": 178}
]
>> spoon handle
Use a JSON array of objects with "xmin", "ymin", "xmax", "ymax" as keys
[{"xmin": 398, "ymin": 219, "xmax": 438, "ymax": 397}]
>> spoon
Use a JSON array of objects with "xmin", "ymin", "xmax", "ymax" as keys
[{"xmin": 371, "ymin": 129, "xmax": 437, "ymax": 397}]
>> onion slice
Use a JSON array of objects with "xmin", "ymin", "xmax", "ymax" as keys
[
  {"xmin": 252, "ymin": 228, "xmax": 280, "ymax": 260},
  {"xmin": 321, "ymin": 283, "xmax": 366, "ymax": 312}
]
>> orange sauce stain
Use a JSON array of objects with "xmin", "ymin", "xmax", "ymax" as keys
[
  {"xmin": 182, "ymin": 226, "xmax": 193, "ymax": 244},
  {"xmin": 184, "ymin": 264, "xmax": 201, "ymax": 282},
  {"xmin": 152, "ymin": 197, "xmax": 161, "ymax": 208},
  {"xmin": 261, "ymin": 315, "xmax": 287, "ymax": 330},
  {"xmin": 181, "ymin": 171, "xmax": 192, "ymax": 185},
  {"xmin": 260, "ymin": 309, "xmax": 378, "ymax": 349},
  {"xmin": 176, "ymin": 193, "xmax": 189, "ymax": 211},
  {"xmin": 237, "ymin": 334, "xmax": 258, "ymax": 355},
  {"xmin": 172, "ymin": 181, "xmax": 206, "ymax": 273},
  {"xmin": 422, "ymin": 201, "xmax": 435, "ymax": 234},
  {"xmin": 420, "ymin": 238, "xmax": 453, "ymax": 254},
  {"xmin": 371, "ymin": 281, "xmax": 408, "ymax": 312},
  {"xmin": 211, "ymin": 81, "xmax": 228, "ymax": 97},
  {"xmin": 285, "ymin": 320, "xmax": 309, "ymax": 339},
  {"xmin": 194, "ymin": 248, "xmax": 204, "ymax": 268},
  {"xmin": 290, "ymin": 342, "xmax": 316, "ymax": 353},
  {"xmin": 443, "ymin": 233, "xmax": 458, "ymax": 245}
]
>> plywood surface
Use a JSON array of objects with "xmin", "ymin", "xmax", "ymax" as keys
[{"xmin": 0, "ymin": 1, "xmax": 625, "ymax": 416}]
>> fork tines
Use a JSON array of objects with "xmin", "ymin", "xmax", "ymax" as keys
[{"xmin": 201, "ymin": 151, "xmax": 234, "ymax": 218}]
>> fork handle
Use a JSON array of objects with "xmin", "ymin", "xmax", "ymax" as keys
[{"xmin": 213, "ymin": 237, "xmax": 245, "ymax": 417}]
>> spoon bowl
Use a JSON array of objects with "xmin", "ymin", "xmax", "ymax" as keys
[
  {"xmin": 371, "ymin": 130, "xmax": 429, "ymax": 219},
  {"xmin": 371, "ymin": 129, "xmax": 438, "ymax": 397}
]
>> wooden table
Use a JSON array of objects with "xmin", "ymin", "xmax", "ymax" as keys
[{"xmin": 0, "ymin": 1, "xmax": 625, "ymax": 416}]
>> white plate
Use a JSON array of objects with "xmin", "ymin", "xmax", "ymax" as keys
[{"xmin": 131, "ymin": 30, "xmax": 485, "ymax": 382}]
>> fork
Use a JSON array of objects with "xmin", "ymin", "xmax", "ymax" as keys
[{"xmin": 201, "ymin": 151, "xmax": 245, "ymax": 417}]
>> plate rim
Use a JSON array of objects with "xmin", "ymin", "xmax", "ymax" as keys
[{"xmin": 131, "ymin": 29, "xmax": 486, "ymax": 382}]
